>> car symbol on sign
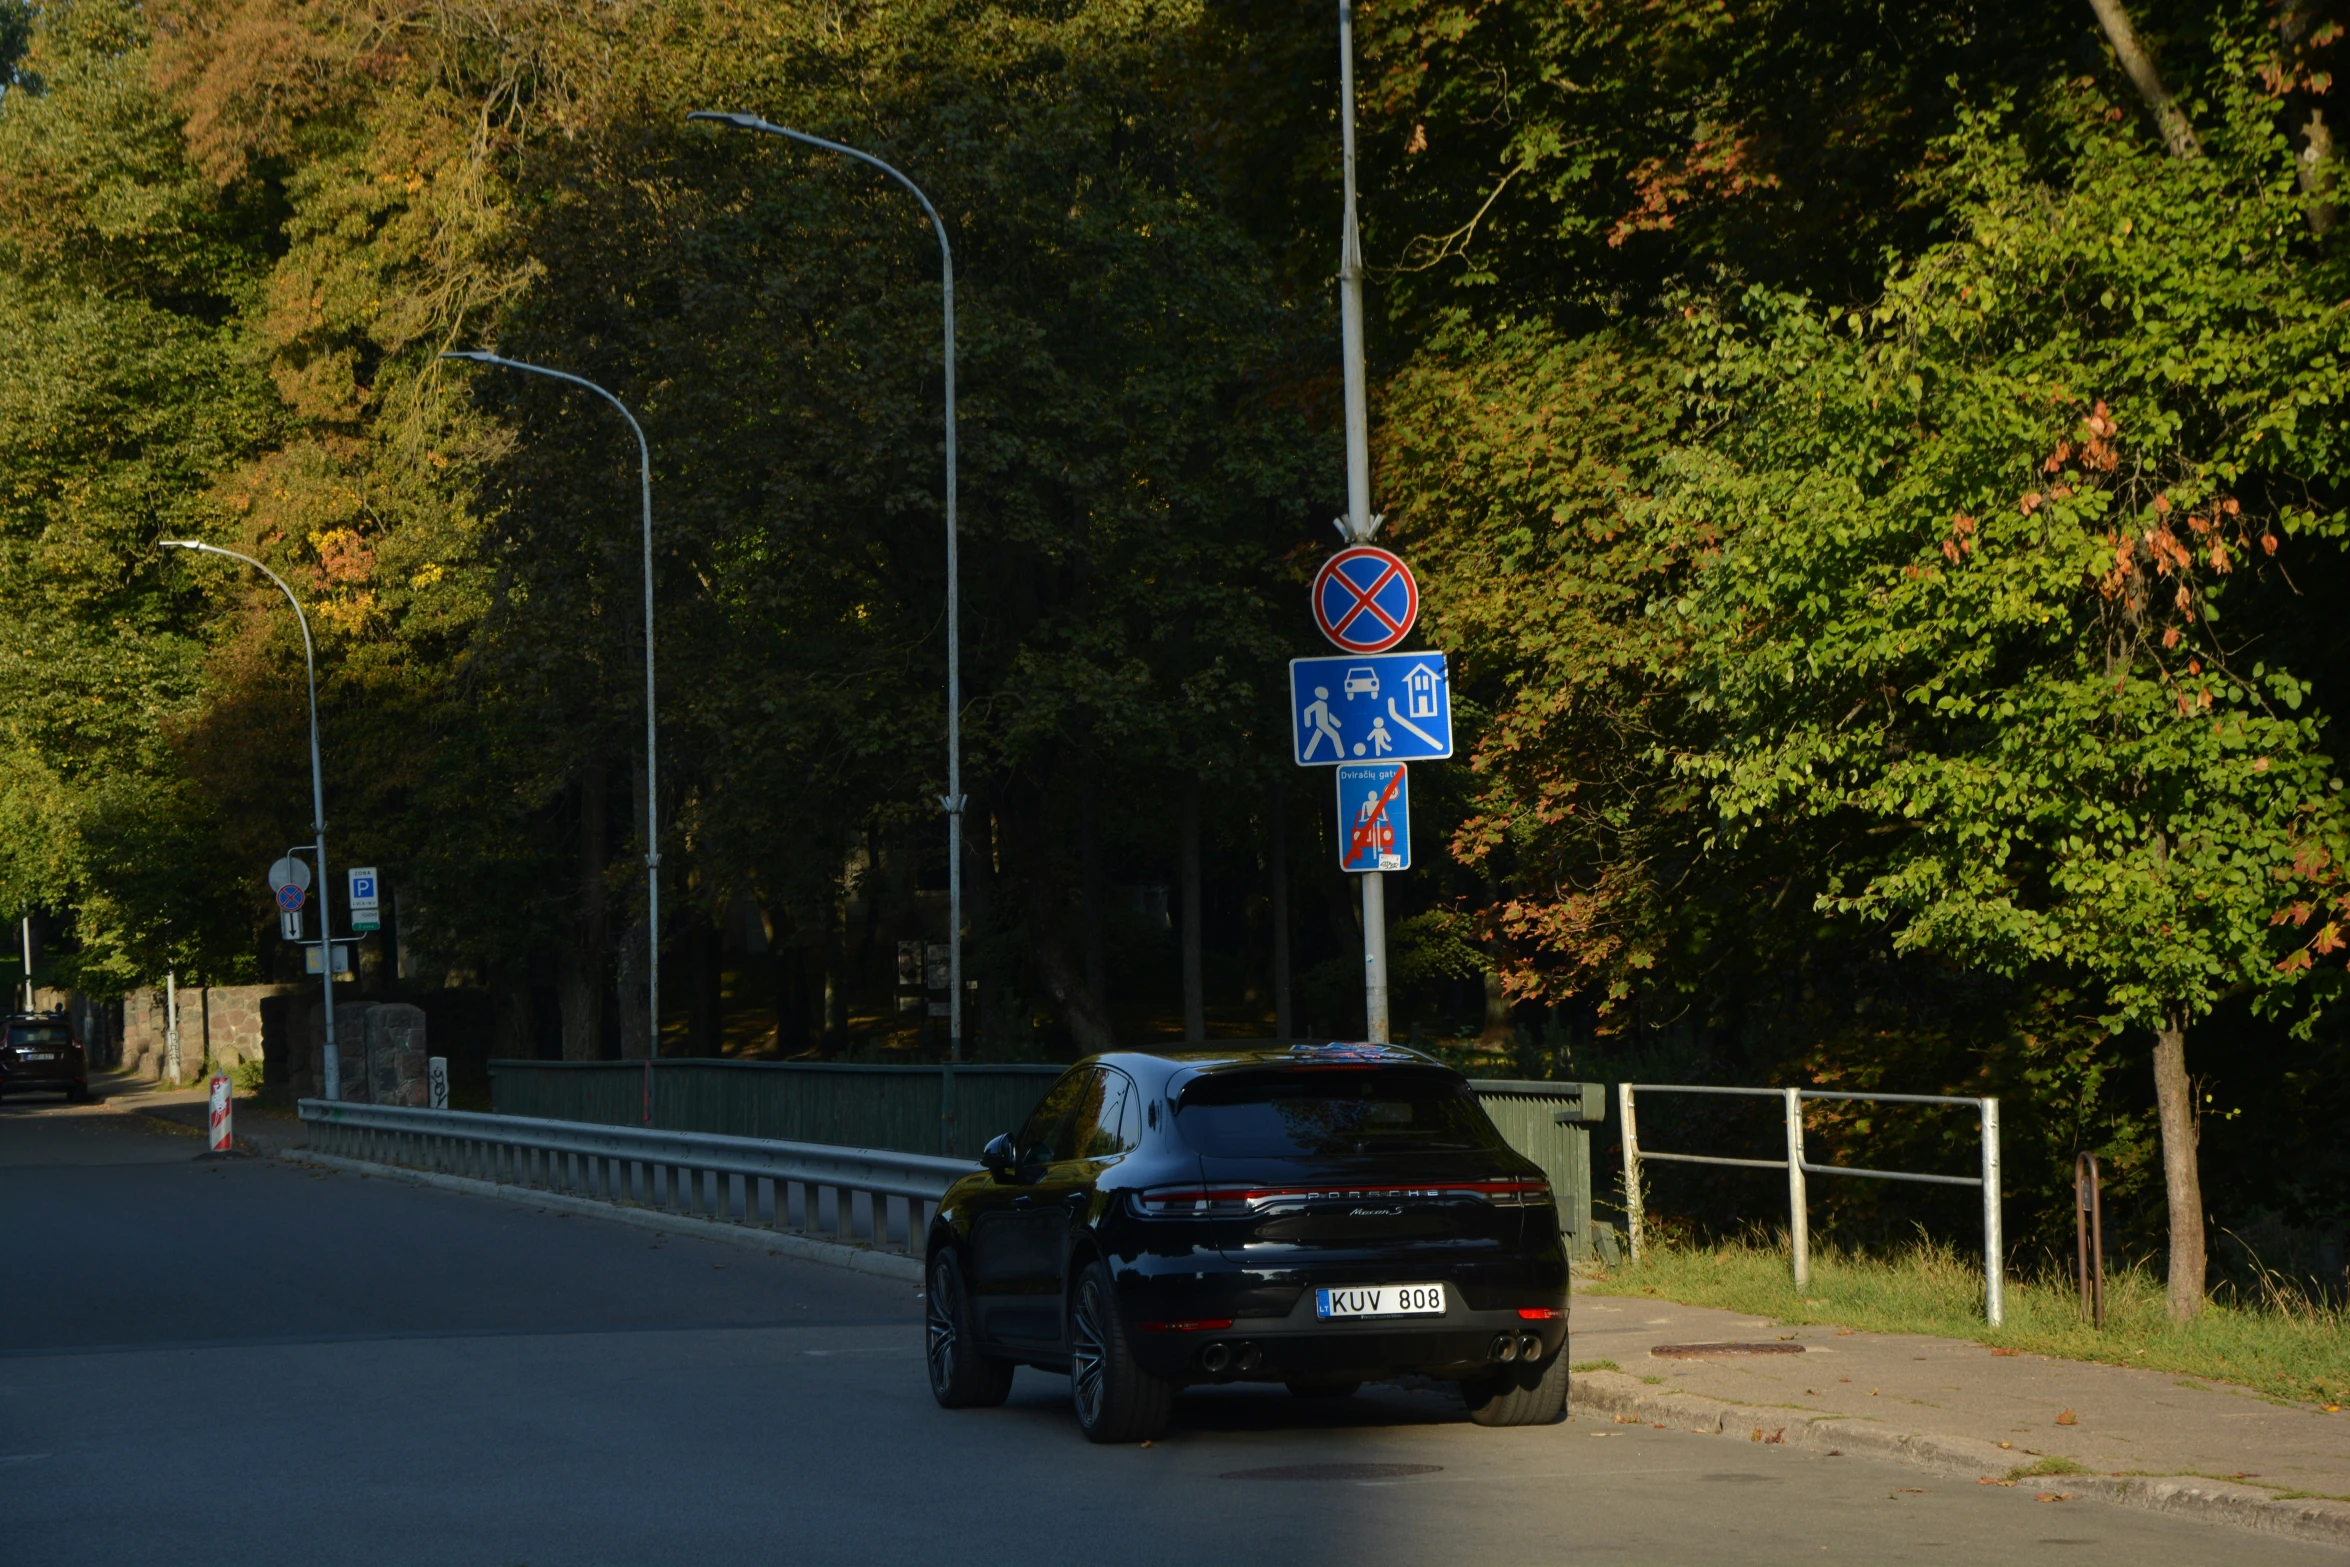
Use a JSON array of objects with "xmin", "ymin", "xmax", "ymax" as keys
[{"xmin": 1342, "ymin": 666, "xmax": 1379, "ymax": 699}]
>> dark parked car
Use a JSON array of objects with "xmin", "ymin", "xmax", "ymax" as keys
[
  {"xmin": 0, "ymin": 1012, "xmax": 89, "ymax": 1102},
  {"xmin": 924, "ymin": 1042, "xmax": 1570, "ymax": 1442}
]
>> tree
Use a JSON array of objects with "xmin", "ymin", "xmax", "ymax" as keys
[{"xmin": 1655, "ymin": 72, "xmax": 2350, "ymax": 1320}]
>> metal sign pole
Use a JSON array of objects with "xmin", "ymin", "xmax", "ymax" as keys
[
  {"xmin": 165, "ymin": 967, "xmax": 181, "ymax": 1086},
  {"xmin": 1334, "ymin": 0, "xmax": 1388, "ymax": 1043},
  {"xmin": 1620, "ymin": 1083, "xmax": 1645, "ymax": 1262},
  {"xmin": 1980, "ymin": 1098, "xmax": 2004, "ymax": 1326},
  {"xmin": 1784, "ymin": 1087, "xmax": 1810, "ymax": 1290}
]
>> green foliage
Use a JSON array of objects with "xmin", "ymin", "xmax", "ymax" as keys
[{"xmin": 1665, "ymin": 76, "xmax": 2350, "ymax": 1038}]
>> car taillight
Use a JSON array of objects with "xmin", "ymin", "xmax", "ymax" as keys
[
  {"xmin": 1483, "ymin": 1178, "xmax": 1552, "ymax": 1207},
  {"xmin": 1132, "ymin": 1178, "xmax": 1552, "ymax": 1217},
  {"xmin": 1517, "ymin": 1307, "xmax": 1561, "ymax": 1320},
  {"xmin": 1132, "ymin": 1187, "xmax": 1261, "ymax": 1217},
  {"xmin": 1139, "ymin": 1318, "xmax": 1234, "ymax": 1332}
]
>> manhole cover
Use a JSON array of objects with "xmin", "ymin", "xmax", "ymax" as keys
[
  {"xmin": 1650, "ymin": 1341, "xmax": 1806, "ymax": 1359},
  {"xmin": 1219, "ymin": 1463, "xmax": 1444, "ymax": 1481}
]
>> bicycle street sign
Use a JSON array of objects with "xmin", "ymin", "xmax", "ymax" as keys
[{"xmin": 1336, "ymin": 762, "xmax": 1409, "ymax": 872}]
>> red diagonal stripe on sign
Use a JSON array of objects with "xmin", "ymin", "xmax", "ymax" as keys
[
  {"xmin": 1328, "ymin": 559, "xmax": 1406, "ymax": 638},
  {"xmin": 1346, "ymin": 767, "xmax": 1406, "ymax": 866}
]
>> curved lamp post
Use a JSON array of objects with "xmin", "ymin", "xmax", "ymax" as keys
[
  {"xmin": 685, "ymin": 109, "xmax": 967, "ymax": 1062},
  {"xmin": 442, "ymin": 349, "xmax": 663, "ymax": 1122},
  {"xmin": 158, "ymin": 540, "xmax": 343, "ymax": 1099}
]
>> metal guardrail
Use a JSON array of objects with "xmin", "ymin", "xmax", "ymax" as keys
[
  {"xmin": 299, "ymin": 1099, "xmax": 976, "ymax": 1256},
  {"xmin": 1618, "ymin": 1084, "xmax": 2004, "ymax": 1324}
]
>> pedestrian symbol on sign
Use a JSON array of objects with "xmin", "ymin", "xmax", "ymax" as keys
[{"xmin": 1300, "ymin": 686, "xmax": 1346, "ymax": 762}]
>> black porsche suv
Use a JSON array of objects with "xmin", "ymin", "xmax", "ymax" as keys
[{"xmin": 924, "ymin": 1043, "xmax": 1570, "ymax": 1442}]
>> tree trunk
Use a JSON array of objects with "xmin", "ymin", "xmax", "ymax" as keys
[
  {"xmin": 1270, "ymin": 778, "xmax": 1293, "ymax": 1042},
  {"xmin": 2085, "ymin": 0, "xmax": 2202, "ymax": 158},
  {"xmin": 556, "ymin": 767, "xmax": 608, "ymax": 1061},
  {"xmin": 1181, "ymin": 772, "xmax": 1205, "ymax": 1043},
  {"xmin": 1080, "ymin": 765, "xmax": 1107, "ymax": 1008},
  {"xmin": 995, "ymin": 781, "xmax": 1115, "ymax": 1054},
  {"xmin": 2284, "ymin": 2, "xmax": 2337, "ymax": 234},
  {"xmin": 1479, "ymin": 970, "xmax": 1515, "ymax": 1050},
  {"xmin": 2152, "ymin": 1017, "xmax": 2207, "ymax": 1321},
  {"xmin": 821, "ymin": 880, "xmax": 848, "ymax": 1055},
  {"xmin": 686, "ymin": 910, "xmax": 722, "ymax": 1057},
  {"xmin": 762, "ymin": 901, "xmax": 809, "ymax": 1056},
  {"xmin": 489, "ymin": 958, "xmax": 534, "ymax": 1060},
  {"xmin": 614, "ymin": 918, "xmax": 651, "ymax": 1060}
]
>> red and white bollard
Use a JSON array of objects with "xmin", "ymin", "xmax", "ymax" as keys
[{"xmin": 207, "ymin": 1073, "xmax": 233, "ymax": 1153}]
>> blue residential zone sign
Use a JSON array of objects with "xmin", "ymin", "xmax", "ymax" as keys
[
  {"xmin": 1289, "ymin": 651, "xmax": 1451, "ymax": 766},
  {"xmin": 1336, "ymin": 762, "xmax": 1409, "ymax": 872}
]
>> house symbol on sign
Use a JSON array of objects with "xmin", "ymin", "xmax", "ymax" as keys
[{"xmin": 1404, "ymin": 662, "xmax": 1439, "ymax": 720}]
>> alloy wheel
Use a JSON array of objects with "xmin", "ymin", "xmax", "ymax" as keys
[
  {"xmin": 1070, "ymin": 1279, "xmax": 1109, "ymax": 1427},
  {"xmin": 926, "ymin": 1262, "xmax": 960, "ymax": 1394}
]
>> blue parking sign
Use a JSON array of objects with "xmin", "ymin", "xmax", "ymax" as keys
[
  {"xmin": 1289, "ymin": 651, "xmax": 1451, "ymax": 766},
  {"xmin": 1336, "ymin": 763, "xmax": 1409, "ymax": 872}
]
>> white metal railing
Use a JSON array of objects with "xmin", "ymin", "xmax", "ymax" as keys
[
  {"xmin": 1618, "ymin": 1085, "xmax": 2003, "ymax": 1325},
  {"xmin": 298, "ymin": 1099, "xmax": 977, "ymax": 1256}
]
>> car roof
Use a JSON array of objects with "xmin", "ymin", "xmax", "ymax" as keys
[{"xmin": 1086, "ymin": 1042, "xmax": 1454, "ymax": 1095}]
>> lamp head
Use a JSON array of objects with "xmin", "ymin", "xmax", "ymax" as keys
[
  {"xmin": 687, "ymin": 110, "xmax": 765, "ymax": 130},
  {"xmin": 439, "ymin": 350, "xmax": 498, "ymax": 365},
  {"xmin": 158, "ymin": 540, "xmax": 206, "ymax": 552}
]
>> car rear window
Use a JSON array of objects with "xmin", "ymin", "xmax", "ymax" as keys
[
  {"xmin": 8, "ymin": 1025, "xmax": 72, "ymax": 1048},
  {"xmin": 1175, "ymin": 1069, "xmax": 1507, "ymax": 1158}
]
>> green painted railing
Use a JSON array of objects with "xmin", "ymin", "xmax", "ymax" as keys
[
  {"xmin": 488, "ymin": 1058, "xmax": 1062, "ymax": 1162},
  {"xmin": 1466, "ymin": 1078, "xmax": 1611, "ymax": 1263},
  {"xmin": 488, "ymin": 1055, "xmax": 1608, "ymax": 1258}
]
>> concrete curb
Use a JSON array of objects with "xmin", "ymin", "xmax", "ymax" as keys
[
  {"xmin": 279, "ymin": 1149, "xmax": 926, "ymax": 1285},
  {"xmin": 1571, "ymin": 1370, "xmax": 2350, "ymax": 1549}
]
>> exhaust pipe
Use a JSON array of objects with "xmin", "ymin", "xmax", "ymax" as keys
[
  {"xmin": 1489, "ymin": 1333, "xmax": 1519, "ymax": 1363},
  {"xmin": 1236, "ymin": 1343, "xmax": 1262, "ymax": 1373},
  {"xmin": 1201, "ymin": 1342, "xmax": 1231, "ymax": 1374},
  {"xmin": 1518, "ymin": 1332, "xmax": 1543, "ymax": 1360}
]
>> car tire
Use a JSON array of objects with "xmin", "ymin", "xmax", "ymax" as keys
[
  {"xmin": 1068, "ymin": 1259, "xmax": 1173, "ymax": 1444},
  {"xmin": 1462, "ymin": 1348, "xmax": 1569, "ymax": 1427},
  {"xmin": 1287, "ymin": 1380, "xmax": 1361, "ymax": 1399},
  {"xmin": 64, "ymin": 1083, "xmax": 91, "ymax": 1104},
  {"xmin": 925, "ymin": 1248, "xmax": 1013, "ymax": 1409}
]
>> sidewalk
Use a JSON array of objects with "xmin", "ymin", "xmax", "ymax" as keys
[
  {"xmin": 71, "ymin": 1069, "xmax": 310, "ymax": 1156},
  {"xmin": 1569, "ymin": 1290, "xmax": 2350, "ymax": 1547}
]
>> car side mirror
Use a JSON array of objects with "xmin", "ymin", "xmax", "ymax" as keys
[{"xmin": 982, "ymin": 1133, "xmax": 1016, "ymax": 1179}]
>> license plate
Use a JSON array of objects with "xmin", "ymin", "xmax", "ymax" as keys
[
  {"xmin": 1315, "ymin": 1283, "xmax": 1445, "ymax": 1320},
  {"xmin": 21, "ymin": 1052, "xmax": 54, "ymax": 1062}
]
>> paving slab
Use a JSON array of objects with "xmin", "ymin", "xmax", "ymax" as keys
[{"xmin": 1569, "ymin": 1290, "xmax": 2350, "ymax": 1546}]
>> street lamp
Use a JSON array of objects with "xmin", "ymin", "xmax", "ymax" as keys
[
  {"xmin": 685, "ymin": 109, "xmax": 968, "ymax": 1062},
  {"xmin": 441, "ymin": 349, "xmax": 663, "ymax": 1122},
  {"xmin": 158, "ymin": 540, "xmax": 343, "ymax": 1098}
]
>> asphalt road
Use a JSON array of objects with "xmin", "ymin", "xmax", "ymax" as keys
[{"xmin": 2, "ymin": 1104, "xmax": 2335, "ymax": 1567}]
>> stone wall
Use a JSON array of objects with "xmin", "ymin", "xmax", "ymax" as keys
[
  {"xmin": 299, "ymin": 1000, "xmax": 426, "ymax": 1105},
  {"xmin": 116, "ymin": 983, "xmax": 303, "ymax": 1085}
]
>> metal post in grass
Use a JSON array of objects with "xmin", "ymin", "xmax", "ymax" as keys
[
  {"xmin": 1619, "ymin": 1083, "xmax": 1644, "ymax": 1262},
  {"xmin": 1784, "ymin": 1087, "xmax": 1810, "ymax": 1292},
  {"xmin": 1980, "ymin": 1097, "xmax": 2004, "ymax": 1327}
]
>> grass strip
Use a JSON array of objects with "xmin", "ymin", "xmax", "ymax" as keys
[{"xmin": 1583, "ymin": 1235, "xmax": 2350, "ymax": 1407}]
